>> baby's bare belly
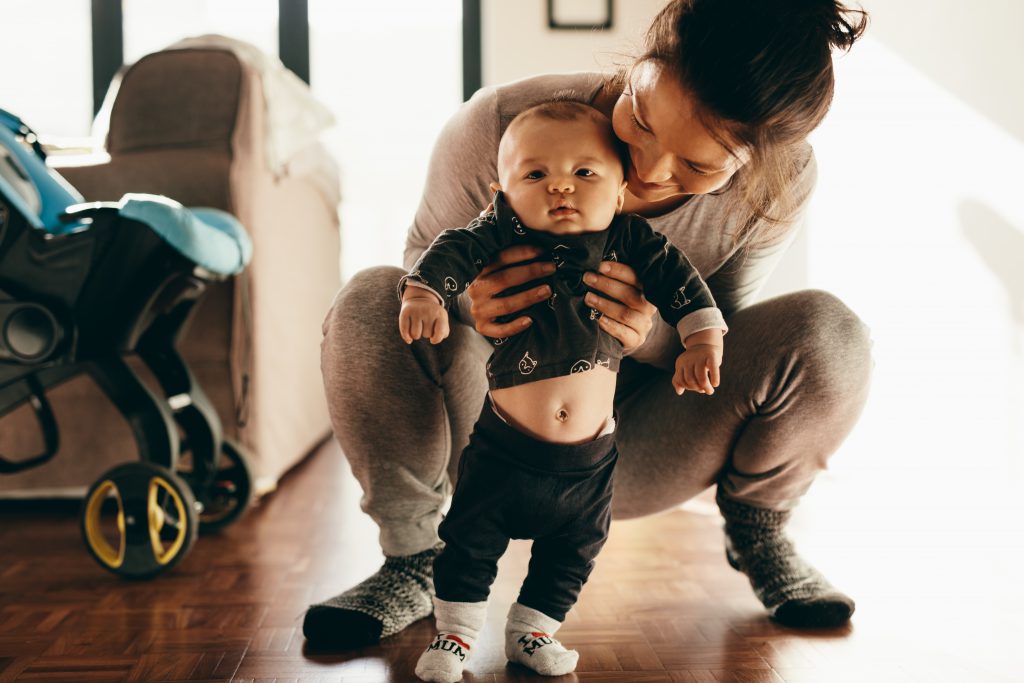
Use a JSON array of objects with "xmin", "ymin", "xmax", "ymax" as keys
[{"xmin": 489, "ymin": 367, "xmax": 617, "ymax": 444}]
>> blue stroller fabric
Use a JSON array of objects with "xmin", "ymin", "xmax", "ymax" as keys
[
  {"xmin": 119, "ymin": 195, "xmax": 252, "ymax": 276},
  {"xmin": 1, "ymin": 110, "xmax": 250, "ymax": 277},
  {"xmin": 0, "ymin": 113, "xmax": 85, "ymax": 231}
]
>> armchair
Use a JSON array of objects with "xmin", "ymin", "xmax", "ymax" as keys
[{"xmin": 0, "ymin": 45, "xmax": 341, "ymax": 495}]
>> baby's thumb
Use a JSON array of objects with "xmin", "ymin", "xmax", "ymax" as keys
[{"xmin": 671, "ymin": 370, "xmax": 685, "ymax": 395}]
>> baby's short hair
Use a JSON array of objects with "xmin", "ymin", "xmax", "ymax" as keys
[
  {"xmin": 517, "ymin": 98, "xmax": 605, "ymax": 124},
  {"xmin": 504, "ymin": 98, "xmax": 629, "ymax": 171}
]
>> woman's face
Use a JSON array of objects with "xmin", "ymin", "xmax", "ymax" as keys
[{"xmin": 612, "ymin": 60, "xmax": 746, "ymax": 203}]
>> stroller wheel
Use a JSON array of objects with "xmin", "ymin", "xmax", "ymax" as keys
[
  {"xmin": 193, "ymin": 439, "xmax": 254, "ymax": 533},
  {"xmin": 81, "ymin": 462, "xmax": 199, "ymax": 579}
]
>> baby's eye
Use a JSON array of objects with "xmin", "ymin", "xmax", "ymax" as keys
[
  {"xmin": 576, "ymin": 168, "xmax": 595, "ymax": 177},
  {"xmin": 526, "ymin": 170, "xmax": 545, "ymax": 180}
]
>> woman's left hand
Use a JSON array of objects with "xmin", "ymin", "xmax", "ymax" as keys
[{"xmin": 582, "ymin": 262, "xmax": 658, "ymax": 353}]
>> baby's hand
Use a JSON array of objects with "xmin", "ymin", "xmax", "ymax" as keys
[
  {"xmin": 399, "ymin": 297, "xmax": 450, "ymax": 345},
  {"xmin": 672, "ymin": 344, "xmax": 723, "ymax": 395}
]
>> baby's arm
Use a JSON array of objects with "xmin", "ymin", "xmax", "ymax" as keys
[
  {"xmin": 672, "ymin": 328, "xmax": 724, "ymax": 395},
  {"xmin": 399, "ymin": 286, "xmax": 450, "ymax": 345},
  {"xmin": 618, "ymin": 216, "xmax": 728, "ymax": 395},
  {"xmin": 397, "ymin": 210, "xmax": 512, "ymax": 344}
]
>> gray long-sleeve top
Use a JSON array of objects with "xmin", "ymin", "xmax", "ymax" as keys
[{"xmin": 404, "ymin": 73, "xmax": 816, "ymax": 370}]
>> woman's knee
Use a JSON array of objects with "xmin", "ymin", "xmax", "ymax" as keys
[
  {"xmin": 775, "ymin": 289, "xmax": 873, "ymax": 395},
  {"xmin": 789, "ymin": 288, "xmax": 870, "ymax": 355},
  {"xmin": 322, "ymin": 265, "xmax": 405, "ymax": 340},
  {"xmin": 321, "ymin": 264, "xmax": 483, "ymax": 391},
  {"xmin": 321, "ymin": 265, "xmax": 406, "ymax": 389}
]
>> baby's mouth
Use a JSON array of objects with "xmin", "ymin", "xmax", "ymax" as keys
[{"xmin": 549, "ymin": 202, "xmax": 577, "ymax": 217}]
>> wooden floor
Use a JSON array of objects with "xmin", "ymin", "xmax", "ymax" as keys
[{"xmin": 0, "ymin": 439, "xmax": 1019, "ymax": 683}]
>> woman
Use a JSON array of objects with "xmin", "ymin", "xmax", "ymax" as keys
[{"xmin": 306, "ymin": 0, "xmax": 871, "ymax": 648}]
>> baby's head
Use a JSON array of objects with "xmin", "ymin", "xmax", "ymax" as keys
[{"xmin": 492, "ymin": 100, "xmax": 627, "ymax": 234}]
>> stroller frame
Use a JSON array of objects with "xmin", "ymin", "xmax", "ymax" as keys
[{"xmin": 0, "ymin": 108, "xmax": 251, "ymax": 577}]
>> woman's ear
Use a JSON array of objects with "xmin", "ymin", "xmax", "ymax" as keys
[{"xmin": 489, "ymin": 182, "xmax": 502, "ymax": 194}]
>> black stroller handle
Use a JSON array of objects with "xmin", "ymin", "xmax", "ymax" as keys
[{"xmin": 0, "ymin": 375, "xmax": 59, "ymax": 474}]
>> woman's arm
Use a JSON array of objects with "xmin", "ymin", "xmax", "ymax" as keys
[
  {"xmin": 704, "ymin": 147, "xmax": 818, "ymax": 318},
  {"xmin": 403, "ymin": 88, "xmax": 501, "ymax": 272}
]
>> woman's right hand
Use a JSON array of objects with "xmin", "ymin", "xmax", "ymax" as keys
[{"xmin": 465, "ymin": 245, "xmax": 556, "ymax": 338}]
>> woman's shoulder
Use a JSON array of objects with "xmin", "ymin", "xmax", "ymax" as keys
[
  {"xmin": 472, "ymin": 72, "xmax": 610, "ymax": 131},
  {"xmin": 448, "ymin": 73, "xmax": 608, "ymax": 151}
]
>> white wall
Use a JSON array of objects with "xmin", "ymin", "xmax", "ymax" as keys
[
  {"xmin": 867, "ymin": 0, "xmax": 1024, "ymax": 145},
  {"xmin": 792, "ymin": 6, "xmax": 1024, "ymax": 667},
  {"xmin": 482, "ymin": 0, "xmax": 666, "ymax": 86}
]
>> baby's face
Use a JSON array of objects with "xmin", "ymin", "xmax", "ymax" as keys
[{"xmin": 496, "ymin": 115, "xmax": 626, "ymax": 234}]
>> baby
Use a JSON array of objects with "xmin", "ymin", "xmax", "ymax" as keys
[{"xmin": 399, "ymin": 100, "xmax": 727, "ymax": 682}]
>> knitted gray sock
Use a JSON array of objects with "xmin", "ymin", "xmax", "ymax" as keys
[
  {"xmin": 716, "ymin": 489, "xmax": 855, "ymax": 628},
  {"xmin": 303, "ymin": 542, "xmax": 443, "ymax": 648}
]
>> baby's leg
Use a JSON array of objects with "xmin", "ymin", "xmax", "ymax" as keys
[
  {"xmin": 415, "ymin": 511, "xmax": 509, "ymax": 682},
  {"xmin": 505, "ymin": 517, "xmax": 612, "ymax": 675},
  {"xmin": 505, "ymin": 601, "xmax": 579, "ymax": 677},
  {"xmin": 416, "ymin": 421, "xmax": 513, "ymax": 682},
  {"xmin": 505, "ymin": 447, "xmax": 616, "ymax": 676},
  {"xmin": 415, "ymin": 597, "xmax": 488, "ymax": 683}
]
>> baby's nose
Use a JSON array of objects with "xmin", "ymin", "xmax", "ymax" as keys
[{"xmin": 548, "ymin": 177, "xmax": 574, "ymax": 193}]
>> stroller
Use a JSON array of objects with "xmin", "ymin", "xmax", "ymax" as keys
[{"xmin": 0, "ymin": 109, "xmax": 254, "ymax": 578}]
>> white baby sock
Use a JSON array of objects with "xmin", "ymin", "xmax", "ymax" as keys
[
  {"xmin": 504, "ymin": 602, "xmax": 579, "ymax": 676},
  {"xmin": 415, "ymin": 597, "xmax": 488, "ymax": 683}
]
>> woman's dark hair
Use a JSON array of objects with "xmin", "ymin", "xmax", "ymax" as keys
[{"xmin": 633, "ymin": 0, "xmax": 868, "ymax": 244}]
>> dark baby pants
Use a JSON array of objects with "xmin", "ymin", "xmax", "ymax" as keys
[{"xmin": 433, "ymin": 400, "xmax": 618, "ymax": 622}]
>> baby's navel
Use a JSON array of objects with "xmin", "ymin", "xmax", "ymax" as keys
[{"xmin": 555, "ymin": 407, "xmax": 569, "ymax": 423}]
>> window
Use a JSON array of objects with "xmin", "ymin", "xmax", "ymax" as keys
[
  {"xmin": 309, "ymin": 0, "xmax": 462, "ymax": 277},
  {"xmin": 122, "ymin": 0, "xmax": 278, "ymax": 64},
  {"xmin": 0, "ymin": 0, "xmax": 92, "ymax": 136}
]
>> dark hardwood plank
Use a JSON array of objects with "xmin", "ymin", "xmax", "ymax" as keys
[{"xmin": 0, "ymin": 439, "xmax": 1020, "ymax": 682}]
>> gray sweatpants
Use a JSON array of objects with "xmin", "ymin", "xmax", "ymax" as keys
[{"xmin": 321, "ymin": 266, "xmax": 872, "ymax": 557}]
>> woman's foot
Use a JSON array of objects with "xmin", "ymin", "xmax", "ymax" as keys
[
  {"xmin": 716, "ymin": 489, "xmax": 855, "ymax": 628},
  {"xmin": 504, "ymin": 602, "xmax": 579, "ymax": 676},
  {"xmin": 303, "ymin": 542, "xmax": 443, "ymax": 648}
]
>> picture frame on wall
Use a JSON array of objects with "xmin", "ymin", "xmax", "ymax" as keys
[{"xmin": 547, "ymin": 0, "xmax": 613, "ymax": 30}]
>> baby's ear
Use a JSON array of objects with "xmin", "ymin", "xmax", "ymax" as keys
[
  {"xmin": 489, "ymin": 182, "xmax": 502, "ymax": 194},
  {"xmin": 615, "ymin": 181, "xmax": 628, "ymax": 212}
]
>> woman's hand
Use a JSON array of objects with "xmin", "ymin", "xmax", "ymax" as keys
[
  {"xmin": 465, "ymin": 245, "xmax": 557, "ymax": 338},
  {"xmin": 583, "ymin": 262, "xmax": 658, "ymax": 353}
]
